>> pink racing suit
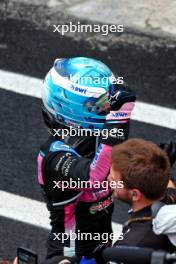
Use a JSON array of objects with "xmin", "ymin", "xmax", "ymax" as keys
[
  {"xmin": 38, "ymin": 136, "xmax": 113, "ymax": 260},
  {"xmin": 38, "ymin": 101, "xmax": 135, "ymax": 261}
]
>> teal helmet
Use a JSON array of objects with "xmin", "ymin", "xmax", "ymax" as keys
[{"xmin": 42, "ymin": 57, "xmax": 115, "ymax": 130}]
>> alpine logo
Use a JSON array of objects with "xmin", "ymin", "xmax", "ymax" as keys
[
  {"xmin": 70, "ymin": 84, "xmax": 87, "ymax": 94},
  {"xmin": 108, "ymin": 91, "xmax": 121, "ymax": 105}
]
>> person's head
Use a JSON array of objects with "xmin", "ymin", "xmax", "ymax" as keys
[
  {"xmin": 42, "ymin": 57, "xmax": 112, "ymax": 133},
  {"xmin": 108, "ymin": 138, "xmax": 171, "ymax": 210},
  {"xmin": 41, "ymin": 57, "xmax": 136, "ymax": 135}
]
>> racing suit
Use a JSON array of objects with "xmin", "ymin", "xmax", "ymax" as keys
[
  {"xmin": 37, "ymin": 101, "xmax": 135, "ymax": 261},
  {"xmin": 38, "ymin": 135, "xmax": 114, "ymax": 260}
]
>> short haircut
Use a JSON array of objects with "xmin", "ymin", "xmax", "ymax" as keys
[{"xmin": 112, "ymin": 138, "xmax": 171, "ymax": 200}]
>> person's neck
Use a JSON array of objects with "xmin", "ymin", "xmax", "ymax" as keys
[{"xmin": 132, "ymin": 200, "xmax": 154, "ymax": 212}]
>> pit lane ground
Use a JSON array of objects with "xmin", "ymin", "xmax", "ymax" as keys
[{"xmin": 0, "ymin": 71, "xmax": 176, "ymax": 262}]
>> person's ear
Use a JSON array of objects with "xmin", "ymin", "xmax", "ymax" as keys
[{"xmin": 130, "ymin": 189, "xmax": 141, "ymax": 201}]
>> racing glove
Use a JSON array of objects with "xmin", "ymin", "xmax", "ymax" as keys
[
  {"xmin": 93, "ymin": 241, "xmax": 111, "ymax": 264},
  {"xmin": 100, "ymin": 85, "xmax": 136, "ymax": 146}
]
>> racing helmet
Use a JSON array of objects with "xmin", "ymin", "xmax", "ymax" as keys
[{"xmin": 42, "ymin": 57, "xmax": 133, "ymax": 131}]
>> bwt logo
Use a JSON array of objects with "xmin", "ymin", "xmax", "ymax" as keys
[
  {"xmin": 70, "ymin": 84, "xmax": 87, "ymax": 94},
  {"xmin": 112, "ymin": 112, "xmax": 128, "ymax": 117}
]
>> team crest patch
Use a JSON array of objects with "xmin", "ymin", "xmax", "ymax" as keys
[{"xmin": 89, "ymin": 196, "xmax": 113, "ymax": 214}]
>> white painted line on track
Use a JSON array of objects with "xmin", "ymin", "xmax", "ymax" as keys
[
  {"xmin": 0, "ymin": 190, "xmax": 123, "ymax": 236},
  {"xmin": 132, "ymin": 102, "xmax": 176, "ymax": 130},
  {"xmin": 0, "ymin": 69, "xmax": 42, "ymax": 98},
  {"xmin": 0, "ymin": 69, "xmax": 175, "ymax": 130},
  {"xmin": 0, "ymin": 190, "xmax": 50, "ymax": 230}
]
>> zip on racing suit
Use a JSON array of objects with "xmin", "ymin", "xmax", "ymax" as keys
[{"xmin": 37, "ymin": 92, "xmax": 136, "ymax": 261}]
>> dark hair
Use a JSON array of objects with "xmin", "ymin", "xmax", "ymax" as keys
[{"xmin": 112, "ymin": 138, "xmax": 171, "ymax": 200}]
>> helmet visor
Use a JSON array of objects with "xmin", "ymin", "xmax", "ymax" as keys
[{"xmin": 84, "ymin": 93, "xmax": 111, "ymax": 116}]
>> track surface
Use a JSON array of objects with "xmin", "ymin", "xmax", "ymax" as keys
[{"xmin": 0, "ymin": 79, "xmax": 175, "ymax": 262}]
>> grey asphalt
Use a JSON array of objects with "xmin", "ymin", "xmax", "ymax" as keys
[
  {"xmin": 1, "ymin": 0, "xmax": 176, "ymax": 108},
  {"xmin": 0, "ymin": 0, "xmax": 176, "ymax": 262},
  {"xmin": 0, "ymin": 87, "xmax": 175, "ymax": 262}
]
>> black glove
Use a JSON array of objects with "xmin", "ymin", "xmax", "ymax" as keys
[
  {"xmin": 63, "ymin": 134, "xmax": 96, "ymax": 158},
  {"xmin": 99, "ymin": 85, "xmax": 136, "ymax": 146},
  {"xmin": 93, "ymin": 241, "xmax": 112, "ymax": 264}
]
